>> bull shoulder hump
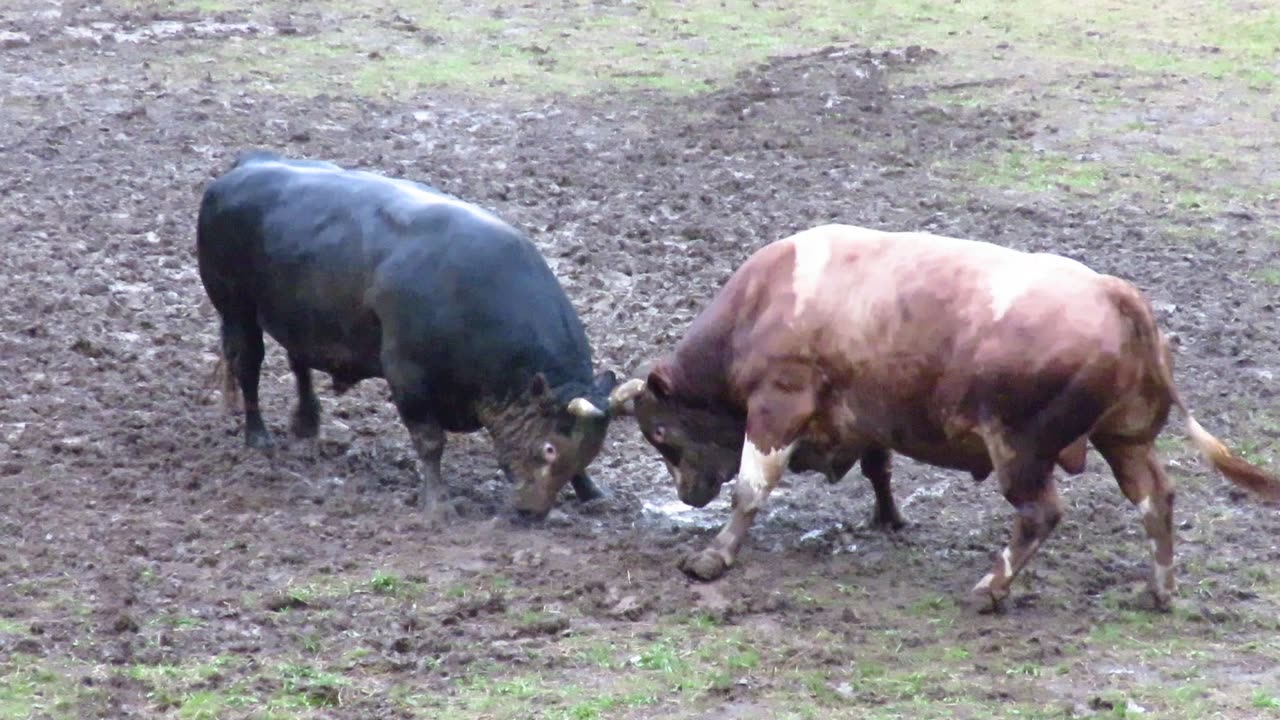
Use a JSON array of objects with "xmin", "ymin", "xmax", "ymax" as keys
[
  {"xmin": 790, "ymin": 230, "xmax": 833, "ymax": 316},
  {"xmin": 250, "ymin": 161, "xmax": 511, "ymax": 228}
]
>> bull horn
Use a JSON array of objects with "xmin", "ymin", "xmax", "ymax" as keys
[
  {"xmin": 608, "ymin": 378, "xmax": 646, "ymax": 412},
  {"xmin": 567, "ymin": 397, "xmax": 607, "ymax": 418}
]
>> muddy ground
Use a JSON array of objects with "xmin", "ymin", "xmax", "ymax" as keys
[{"xmin": 2, "ymin": 3, "xmax": 1280, "ymax": 719}]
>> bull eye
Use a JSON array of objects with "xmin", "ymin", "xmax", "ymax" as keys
[{"xmin": 542, "ymin": 442, "xmax": 558, "ymax": 464}]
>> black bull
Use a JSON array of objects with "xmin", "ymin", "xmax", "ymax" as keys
[{"xmin": 196, "ymin": 151, "xmax": 628, "ymax": 520}]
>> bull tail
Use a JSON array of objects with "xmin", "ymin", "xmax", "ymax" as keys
[
  {"xmin": 1107, "ymin": 277, "xmax": 1280, "ymax": 502},
  {"xmin": 202, "ymin": 353, "xmax": 242, "ymax": 414},
  {"xmin": 1181, "ymin": 413, "xmax": 1280, "ymax": 501}
]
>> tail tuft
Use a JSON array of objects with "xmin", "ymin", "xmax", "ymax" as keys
[
  {"xmin": 1185, "ymin": 415, "xmax": 1280, "ymax": 503},
  {"xmin": 202, "ymin": 355, "xmax": 241, "ymax": 414}
]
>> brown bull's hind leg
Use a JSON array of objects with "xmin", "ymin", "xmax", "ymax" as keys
[
  {"xmin": 1095, "ymin": 440, "xmax": 1177, "ymax": 608},
  {"xmin": 972, "ymin": 447, "xmax": 1063, "ymax": 612},
  {"xmin": 861, "ymin": 447, "xmax": 907, "ymax": 530}
]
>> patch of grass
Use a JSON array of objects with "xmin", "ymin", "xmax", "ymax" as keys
[
  {"xmin": 128, "ymin": 656, "xmax": 245, "ymax": 711},
  {"xmin": 271, "ymin": 663, "xmax": 347, "ymax": 710},
  {"xmin": 1255, "ymin": 267, "xmax": 1280, "ymax": 286},
  {"xmin": 367, "ymin": 569, "xmax": 407, "ymax": 595},
  {"xmin": 908, "ymin": 593, "xmax": 955, "ymax": 617},
  {"xmin": 0, "ymin": 657, "xmax": 100, "ymax": 720},
  {"xmin": 971, "ymin": 150, "xmax": 1108, "ymax": 194},
  {"xmin": 177, "ymin": 689, "xmax": 257, "ymax": 719},
  {"xmin": 1254, "ymin": 690, "xmax": 1280, "ymax": 711},
  {"xmin": 572, "ymin": 639, "xmax": 618, "ymax": 670},
  {"xmin": 631, "ymin": 640, "xmax": 688, "ymax": 674}
]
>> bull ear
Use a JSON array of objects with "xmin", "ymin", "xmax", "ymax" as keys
[
  {"xmin": 528, "ymin": 372, "xmax": 549, "ymax": 398},
  {"xmin": 647, "ymin": 364, "xmax": 674, "ymax": 399}
]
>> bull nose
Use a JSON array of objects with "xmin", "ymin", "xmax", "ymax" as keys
[{"xmin": 679, "ymin": 485, "xmax": 717, "ymax": 508}]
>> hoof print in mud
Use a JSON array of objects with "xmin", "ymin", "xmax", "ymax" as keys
[{"xmin": 679, "ymin": 549, "xmax": 730, "ymax": 581}]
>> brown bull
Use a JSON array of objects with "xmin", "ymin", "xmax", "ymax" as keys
[{"xmin": 609, "ymin": 223, "xmax": 1280, "ymax": 609}]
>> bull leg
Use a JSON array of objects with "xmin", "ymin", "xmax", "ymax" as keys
[
  {"xmin": 1095, "ymin": 440, "xmax": 1177, "ymax": 608},
  {"xmin": 680, "ymin": 435, "xmax": 797, "ymax": 581},
  {"xmin": 680, "ymin": 385, "xmax": 814, "ymax": 581},
  {"xmin": 570, "ymin": 473, "xmax": 606, "ymax": 502},
  {"xmin": 972, "ymin": 452, "xmax": 1062, "ymax": 611},
  {"xmin": 404, "ymin": 418, "xmax": 457, "ymax": 526},
  {"xmin": 222, "ymin": 317, "xmax": 272, "ymax": 449},
  {"xmin": 860, "ymin": 447, "xmax": 907, "ymax": 530},
  {"xmin": 288, "ymin": 354, "xmax": 320, "ymax": 440}
]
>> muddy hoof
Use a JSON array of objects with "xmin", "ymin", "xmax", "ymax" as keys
[
  {"xmin": 870, "ymin": 510, "xmax": 909, "ymax": 532},
  {"xmin": 1146, "ymin": 586, "xmax": 1175, "ymax": 613},
  {"xmin": 970, "ymin": 574, "xmax": 1009, "ymax": 614},
  {"xmin": 679, "ymin": 549, "xmax": 729, "ymax": 581},
  {"xmin": 290, "ymin": 411, "xmax": 319, "ymax": 439},
  {"xmin": 418, "ymin": 496, "xmax": 459, "ymax": 528},
  {"xmin": 570, "ymin": 474, "xmax": 607, "ymax": 502},
  {"xmin": 245, "ymin": 429, "xmax": 274, "ymax": 449}
]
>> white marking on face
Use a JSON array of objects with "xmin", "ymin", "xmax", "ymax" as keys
[
  {"xmin": 736, "ymin": 438, "xmax": 796, "ymax": 511},
  {"xmin": 791, "ymin": 232, "xmax": 832, "ymax": 317},
  {"xmin": 251, "ymin": 161, "xmax": 507, "ymax": 226}
]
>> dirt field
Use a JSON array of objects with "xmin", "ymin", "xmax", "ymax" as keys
[{"xmin": 2, "ymin": 1, "xmax": 1280, "ymax": 718}]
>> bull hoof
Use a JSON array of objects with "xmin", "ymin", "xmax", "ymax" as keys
[
  {"xmin": 570, "ymin": 474, "xmax": 607, "ymax": 503},
  {"xmin": 419, "ymin": 497, "xmax": 459, "ymax": 528},
  {"xmin": 1149, "ymin": 576, "xmax": 1176, "ymax": 613},
  {"xmin": 679, "ymin": 549, "xmax": 730, "ymax": 582},
  {"xmin": 246, "ymin": 429, "xmax": 275, "ymax": 449},
  {"xmin": 970, "ymin": 574, "xmax": 1009, "ymax": 615},
  {"xmin": 871, "ymin": 509, "xmax": 909, "ymax": 532},
  {"xmin": 290, "ymin": 410, "xmax": 319, "ymax": 439}
]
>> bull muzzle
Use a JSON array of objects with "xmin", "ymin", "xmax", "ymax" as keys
[{"xmin": 669, "ymin": 463, "xmax": 720, "ymax": 508}]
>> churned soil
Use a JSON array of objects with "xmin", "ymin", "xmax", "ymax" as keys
[{"xmin": 2, "ymin": 3, "xmax": 1278, "ymax": 717}]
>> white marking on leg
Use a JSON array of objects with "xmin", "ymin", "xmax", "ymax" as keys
[
  {"xmin": 736, "ymin": 438, "xmax": 796, "ymax": 511},
  {"xmin": 1153, "ymin": 561, "xmax": 1173, "ymax": 591},
  {"xmin": 791, "ymin": 232, "xmax": 831, "ymax": 317},
  {"xmin": 1137, "ymin": 496, "xmax": 1153, "ymax": 518},
  {"xmin": 973, "ymin": 572, "xmax": 996, "ymax": 592}
]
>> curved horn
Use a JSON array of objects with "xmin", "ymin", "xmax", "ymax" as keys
[
  {"xmin": 608, "ymin": 378, "xmax": 646, "ymax": 413},
  {"xmin": 567, "ymin": 397, "xmax": 607, "ymax": 418}
]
